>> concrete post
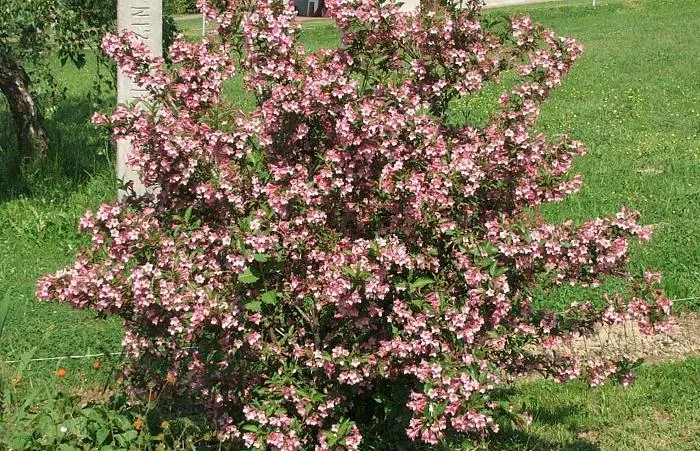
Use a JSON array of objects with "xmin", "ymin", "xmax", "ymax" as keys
[{"xmin": 116, "ymin": 0, "xmax": 162, "ymax": 197}]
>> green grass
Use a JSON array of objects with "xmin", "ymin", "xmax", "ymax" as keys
[
  {"xmin": 0, "ymin": 53, "xmax": 122, "ymax": 389},
  {"xmin": 0, "ymin": 0, "xmax": 698, "ymax": 448},
  {"xmin": 474, "ymin": 357, "xmax": 700, "ymax": 450},
  {"xmin": 514, "ymin": 0, "xmax": 700, "ymax": 309},
  {"xmin": 176, "ymin": 17, "xmax": 207, "ymax": 40},
  {"xmin": 177, "ymin": 18, "xmax": 341, "ymax": 111},
  {"xmin": 177, "ymin": 16, "xmax": 340, "ymax": 48}
]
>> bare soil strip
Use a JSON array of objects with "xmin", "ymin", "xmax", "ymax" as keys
[{"xmin": 565, "ymin": 314, "xmax": 700, "ymax": 364}]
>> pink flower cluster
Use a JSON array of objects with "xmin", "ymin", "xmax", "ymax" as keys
[{"xmin": 38, "ymin": 0, "xmax": 672, "ymax": 448}]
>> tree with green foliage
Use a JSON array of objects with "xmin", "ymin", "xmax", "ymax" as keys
[
  {"xmin": 0, "ymin": 0, "xmax": 114, "ymax": 169},
  {"xmin": 164, "ymin": 0, "xmax": 199, "ymax": 14},
  {"xmin": 0, "ymin": 0, "xmax": 177, "ymax": 177}
]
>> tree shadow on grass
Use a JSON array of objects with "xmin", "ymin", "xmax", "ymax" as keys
[
  {"xmin": 350, "ymin": 391, "xmax": 601, "ymax": 451},
  {"xmin": 0, "ymin": 93, "xmax": 112, "ymax": 201},
  {"xmin": 484, "ymin": 430, "xmax": 599, "ymax": 451},
  {"xmin": 350, "ymin": 383, "xmax": 601, "ymax": 450},
  {"xmin": 86, "ymin": 382, "xmax": 602, "ymax": 451},
  {"xmin": 425, "ymin": 402, "xmax": 600, "ymax": 451},
  {"xmin": 482, "ymin": 404, "xmax": 600, "ymax": 451}
]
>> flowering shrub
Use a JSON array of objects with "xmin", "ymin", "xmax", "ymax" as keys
[{"xmin": 37, "ymin": 0, "xmax": 673, "ymax": 448}]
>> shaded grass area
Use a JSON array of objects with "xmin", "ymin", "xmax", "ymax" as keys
[
  {"xmin": 0, "ymin": 54, "xmax": 122, "ymax": 389},
  {"xmin": 0, "ymin": 53, "xmax": 115, "ymax": 198},
  {"xmin": 0, "ymin": 0, "xmax": 697, "ymax": 448}
]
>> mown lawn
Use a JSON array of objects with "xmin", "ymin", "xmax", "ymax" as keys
[
  {"xmin": 0, "ymin": 0, "xmax": 698, "ymax": 448},
  {"xmin": 460, "ymin": 357, "xmax": 700, "ymax": 450}
]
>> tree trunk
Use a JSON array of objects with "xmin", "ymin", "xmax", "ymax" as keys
[{"xmin": 0, "ymin": 53, "xmax": 49, "ymax": 165}]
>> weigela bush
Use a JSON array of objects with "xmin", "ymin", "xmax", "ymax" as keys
[{"xmin": 38, "ymin": 0, "xmax": 673, "ymax": 448}]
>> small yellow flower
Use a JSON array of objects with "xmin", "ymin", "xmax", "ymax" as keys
[
  {"xmin": 133, "ymin": 417, "xmax": 144, "ymax": 431},
  {"xmin": 161, "ymin": 420, "xmax": 170, "ymax": 430},
  {"xmin": 55, "ymin": 368, "xmax": 68, "ymax": 378},
  {"xmin": 166, "ymin": 373, "xmax": 177, "ymax": 385}
]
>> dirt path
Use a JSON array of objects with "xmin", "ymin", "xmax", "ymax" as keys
[{"xmin": 564, "ymin": 314, "xmax": 700, "ymax": 364}]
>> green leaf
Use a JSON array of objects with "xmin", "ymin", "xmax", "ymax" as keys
[
  {"xmin": 0, "ymin": 289, "xmax": 12, "ymax": 339},
  {"xmin": 337, "ymin": 420, "xmax": 350, "ymax": 436},
  {"xmin": 261, "ymin": 290, "xmax": 278, "ymax": 305},
  {"xmin": 238, "ymin": 269, "xmax": 259, "ymax": 284},
  {"xmin": 245, "ymin": 301, "xmax": 262, "ymax": 312},
  {"xmin": 410, "ymin": 277, "xmax": 434, "ymax": 291},
  {"xmin": 112, "ymin": 415, "xmax": 131, "ymax": 432},
  {"xmin": 341, "ymin": 265, "xmax": 356, "ymax": 278},
  {"xmin": 483, "ymin": 242, "xmax": 499, "ymax": 254},
  {"xmin": 411, "ymin": 299, "xmax": 426, "ymax": 309},
  {"xmin": 253, "ymin": 253, "xmax": 269, "ymax": 262},
  {"xmin": 325, "ymin": 430, "xmax": 338, "ymax": 447},
  {"xmin": 435, "ymin": 402, "xmax": 446, "ymax": 417},
  {"xmin": 80, "ymin": 407, "xmax": 103, "ymax": 423},
  {"xmin": 96, "ymin": 427, "xmax": 110, "ymax": 445},
  {"xmin": 489, "ymin": 261, "xmax": 508, "ymax": 277},
  {"xmin": 120, "ymin": 429, "xmax": 138, "ymax": 442},
  {"xmin": 241, "ymin": 424, "xmax": 258, "ymax": 432},
  {"xmin": 183, "ymin": 206, "xmax": 193, "ymax": 222},
  {"xmin": 479, "ymin": 256, "xmax": 495, "ymax": 269}
]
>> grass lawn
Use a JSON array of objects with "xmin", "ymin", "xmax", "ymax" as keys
[{"xmin": 0, "ymin": 0, "xmax": 698, "ymax": 448}]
